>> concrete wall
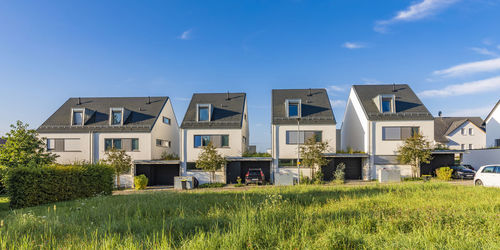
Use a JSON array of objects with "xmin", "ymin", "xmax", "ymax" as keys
[
  {"xmin": 374, "ymin": 164, "xmax": 412, "ymax": 178},
  {"xmin": 486, "ymin": 104, "xmax": 500, "ymax": 147},
  {"xmin": 445, "ymin": 121, "xmax": 486, "ymax": 150},
  {"xmin": 341, "ymin": 88, "xmax": 369, "ymax": 152},
  {"xmin": 462, "ymin": 148, "xmax": 500, "ymax": 170},
  {"xmin": 185, "ymin": 170, "xmax": 225, "ymax": 184},
  {"xmin": 150, "ymin": 98, "xmax": 180, "ymax": 159}
]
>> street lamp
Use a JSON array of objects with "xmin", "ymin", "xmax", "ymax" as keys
[{"xmin": 297, "ymin": 117, "xmax": 301, "ymax": 184}]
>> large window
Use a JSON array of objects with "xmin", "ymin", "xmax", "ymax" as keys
[
  {"xmin": 105, "ymin": 139, "xmax": 122, "ymax": 150},
  {"xmin": 194, "ymin": 135, "xmax": 229, "ymax": 148},
  {"xmin": 73, "ymin": 111, "xmax": 83, "ymax": 125},
  {"xmin": 382, "ymin": 97, "xmax": 393, "ymax": 113},
  {"xmin": 111, "ymin": 110, "xmax": 122, "ymax": 125},
  {"xmin": 286, "ymin": 131, "xmax": 322, "ymax": 144},
  {"xmin": 382, "ymin": 127, "xmax": 419, "ymax": 140},
  {"xmin": 279, "ymin": 159, "xmax": 301, "ymax": 167},
  {"xmin": 198, "ymin": 106, "xmax": 209, "ymax": 121},
  {"xmin": 495, "ymin": 139, "xmax": 500, "ymax": 147}
]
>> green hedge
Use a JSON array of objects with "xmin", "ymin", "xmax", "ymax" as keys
[
  {"xmin": 5, "ymin": 164, "xmax": 114, "ymax": 208},
  {"xmin": 0, "ymin": 166, "xmax": 6, "ymax": 194}
]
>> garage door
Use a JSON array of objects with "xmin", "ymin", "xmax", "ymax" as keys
[
  {"xmin": 135, "ymin": 164, "xmax": 179, "ymax": 186},
  {"xmin": 226, "ymin": 161, "xmax": 271, "ymax": 183},
  {"xmin": 323, "ymin": 158, "xmax": 362, "ymax": 180}
]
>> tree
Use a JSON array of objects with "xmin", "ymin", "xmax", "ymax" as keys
[
  {"xmin": 300, "ymin": 135, "xmax": 329, "ymax": 181},
  {"xmin": 397, "ymin": 133, "xmax": 432, "ymax": 178},
  {"xmin": 0, "ymin": 121, "xmax": 57, "ymax": 168},
  {"xmin": 196, "ymin": 142, "xmax": 226, "ymax": 183},
  {"xmin": 102, "ymin": 148, "xmax": 132, "ymax": 189}
]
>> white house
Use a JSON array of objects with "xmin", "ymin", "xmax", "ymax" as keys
[
  {"xmin": 484, "ymin": 100, "xmax": 500, "ymax": 148},
  {"xmin": 180, "ymin": 93, "xmax": 249, "ymax": 184},
  {"xmin": 37, "ymin": 97, "xmax": 180, "ymax": 187},
  {"xmin": 271, "ymin": 89, "xmax": 337, "ymax": 181},
  {"xmin": 434, "ymin": 116, "xmax": 486, "ymax": 150},
  {"xmin": 341, "ymin": 84, "xmax": 435, "ymax": 179}
]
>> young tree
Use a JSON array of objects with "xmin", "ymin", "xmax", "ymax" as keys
[
  {"xmin": 0, "ymin": 121, "xmax": 57, "ymax": 168},
  {"xmin": 397, "ymin": 133, "xmax": 432, "ymax": 177},
  {"xmin": 196, "ymin": 142, "xmax": 226, "ymax": 183},
  {"xmin": 300, "ymin": 135, "xmax": 329, "ymax": 181},
  {"xmin": 103, "ymin": 148, "xmax": 132, "ymax": 189}
]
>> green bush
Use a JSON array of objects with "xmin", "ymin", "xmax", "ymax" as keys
[
  {"xmin": 0, "ymin": 166, "xmax": 7, "ymax": 194},
  {"xmin": 198, "ymin": 183, "xmax": 225, "ymax": 188},
  {"xmin": 334, "ymin": 163, "xmax": 346, "ymax": 184},
  {"xmin": 436, "ymin": 167, "xmax": 453, "ymax": 181},
  {"xmin": 134, "ymin": 175, "xmax": 148, "ymax": 190},
  {"xmin": 5, "ymin": 163, "xmax": 114, "ymax": 208}
]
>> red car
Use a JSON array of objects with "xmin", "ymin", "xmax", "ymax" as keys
[{"xmin": 245, "ymin": 168, "xmax": 265, "ymax": 185}]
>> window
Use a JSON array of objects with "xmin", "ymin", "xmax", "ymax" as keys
[
  {"xmin": 163, "ymin": 117, "xmax": 171, "ymax": 125},
  {"xmin": 198, "ymin": 106, "xmax": 209, "ymax": 121},
  {"xmin": 105, "ymin": 139, "xmax": 122, "ymax": 150},
  {"xmin": 46, "ymin": 139, "xmax": 55, "ymax": 150},
  {"xmin": 469, "ymin": 128, "xmax": 473, "ymax": 135},
  {"xmin": 495, "ymin": 167, "xmax": 500, "ymax": 173},
  {"xmin": 156, "ymin": 139, "xmax": 170, "ymax": 148},
  {"xmin": 279, "ymin": 159, "xmax": 301, "ymax": 167},
  {"xmin": 469, "ymin": 144, "xmax": 473, "ymax": 150},
  {"xmin": 111, "ymin": 110, "xmax": 122, "ymax": 125},
  {"xmin": 73, "ymin": 111, "xmax": 83, "ymax": 125},
  {"xmin": 132, "ymin": 138, "xmax": 139, "ymax": 151},
  {"xmin": 194, "ymin": 135, "xmax": 229, "ymax": 148},
  {"xmin": 495, "ymin": 139, "xmax": 500, "ymax": 147},
  {"xmin": 482, "ymin": 166, "xmax": 495, "ymax": 173},
  {"xmin": 461, "ymin": 128, "xmax": 466, "ymax": 135},
  {"xmin": 382, "ymin": 97, "xmax": 392, "ymax": 113},
  {"xmin": 382, "ymin": 127, "xmax": 419, "ymax": 140},
  {"xmin": 64, "ymin": 139, "xmax": 80, "ymax": 151},
  {"xmin": 461, "ymin": 144, "xmax": 465, "ymax": 150},
  {"xmin": 288, "ymin": 102, "xmax": 299, "ymax": 117},
  {"xmin": 286, "ymin": 131, "xmax": 322, "ymax": 144}
]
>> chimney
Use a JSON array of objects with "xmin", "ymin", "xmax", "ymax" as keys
[
  {"xmin": 392, "ymin": 83, "xmax": 396, "ymax": 92},
  {"xmin": 226, "ymin": 91, "xmax": 230, "ymax": 101},
  {"xmin": 77, "ymin": 97, "xmax": 81, "ymax": 105},
  {"xmin": 308, "ymin": 88, "xmax": 312, "ymax": 96},
  {"xmin": 438, "ymin": 111, "xmax": 442, "ymax": 117},
  {"xmin": 147, "ymin": 96, "xmax": 151, "ymax": 104}
]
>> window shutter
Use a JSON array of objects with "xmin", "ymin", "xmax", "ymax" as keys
[
  {"xmin": 211, "ymin": 135, "xmax": 222, "ymax": 148},
  {"xmin": 123, "ymin": 139, "xmax": 132, "ymax": 152},
  {"xmin": 55, "ymin": 139, "xmax": 65, "ymax": 152}
]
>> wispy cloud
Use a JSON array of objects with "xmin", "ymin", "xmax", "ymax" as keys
[
  {"xmin": 330, "ymin": 100, "xmax": 346, "ymax": 108},
  {"xmin": 174, "ymin": 97, "xmax": 191, "ymax": 101},
  {"xmin": 433, "ymin": 57, "xmax": 500, "ymax": 77},
  {"xmin": 419, "ymin": 75, "xmax": 500, "ymax": 98},
  {"xmin": 178, "ymin": 29, "xmax": 193, "ymax": 40},
  {"xmin": 342, "ymin": 42, "xmax": 366, "ymax": 49},
  {"xmin": 470, "ymin": 47, "xmax": 498, "ymax": 57},
  {"xmin": 447, "ymin": 105, "xmax": 494, "ymax": 117},
  {"xmin": 375, "ymin": 0, "xmax": 460, "ymax": 33},
  {"xmin": 327, "ymin": 85, "xmax": 345, "ymax": 92}
]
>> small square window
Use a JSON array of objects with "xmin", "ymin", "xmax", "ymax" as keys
[
  {"xmin": 163, "ymin": 117, "xmax": 171, "ymax": 125},
  {"xmin": 46, "ymin": 139, "xmax": 55, "ymax": 150},
  {"xmin": 469, "ymin": 128, "xmax": 473, "ymax": 135},
  {"xmin": 156, "ymin": 139, "xmax": 170, "ymax": 148},
  {"xmin": 112, "ymin": 111, "xmax": 122, "ymax": 125},
  {"xmin": 461, "ymin": 128, "xmax": 466, "ymax": 135},
  {"xmin": 73, "ymin": 111, "xmax": 83, "ymax": 125},
  {"xmin": 461, "ymin": 144, "xmax": 465, "ymax": 150},
  {"xmin": 469, "ymin": 144, "xmax": 473, "ymax": 150},
  {"xmin": 113, "ymin": 139, "xmax": 122, "ymax": 149},
  {"xmin": 194, "ymin": 135, "xmax": 202, "ymax": 148}
]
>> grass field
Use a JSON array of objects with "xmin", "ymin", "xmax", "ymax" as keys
[{"xmin": 0, "ymin": 183, "xmax": 499, "ymax": 249}]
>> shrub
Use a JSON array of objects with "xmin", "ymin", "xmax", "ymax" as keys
[
  {"xmin": 161, "ymin": 152, "xmax": 179, "ymax": 160},
  {"xmin": 198, "ymin": 183, "xmax": 225, "ymax": 188},
  {"xmin": 234, "ymin": 183, "xmax": 245, "ymax": 187},
  {"xmin": 334, "ymin": 163, "xmax": 346, "ymax": 184},
  {"xmin": 0, "ymin": 166, "xmax": 7, "ymax": 194},
  {"xmin": 436, "ymin": 167, "xmax": 453, "ymax": 181},
  {"xmin": 5, "ymin": 163, "xmax": 114, "ymax": 208},
  {"xmin": 134, "ymin": 175, "xmax": 148, "ymax": 190}
]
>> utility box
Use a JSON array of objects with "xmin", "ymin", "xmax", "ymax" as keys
[
  {"xmin": 174, "ymin": 176, "xmax": 195, "ymax": 190},
  {"xmin": 378, "ymin": 168, "xmax": 401, "ymax": 183},
  {"xmin": 275, "ymin": 173, "xmax": 295, "ymax": 186}
]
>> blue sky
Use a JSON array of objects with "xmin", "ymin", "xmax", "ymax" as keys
[{"xmin": 1, "ymin": 0, "xmax": 500, "ymax": 151}]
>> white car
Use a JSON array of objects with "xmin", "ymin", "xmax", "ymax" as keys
[{"xmin": 474, "ymin": 165, "xmax": 500, "ymax": 187}]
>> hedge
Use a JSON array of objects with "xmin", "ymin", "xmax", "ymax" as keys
[{"xmin": 5, "ymin": 164, "xmax": 114, "ymax": 208}]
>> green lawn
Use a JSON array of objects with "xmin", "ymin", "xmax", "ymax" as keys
[{"xmin": 0, "ymin": 183, "xmax": 499, "ymax": 249}]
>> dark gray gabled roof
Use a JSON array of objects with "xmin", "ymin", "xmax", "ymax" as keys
[
  {"xmin": 37, "ymin": 97, "xmax": 169, "ymax": 133},
  {"xmin": 272, "ymin": 89, "xmax": 336, "ymax": 125},
  {"xmin": 484, "ymin": 99, "xmax": 500, "ymax": 125},
  {"xmin": 181, "ymin": 93, "xmax": 246, "ymax": 129},
  {"xmin": 434, "ymin": 117, "xmax": 485, "ymax": 143},
  {"xmin": 353, "ymin": 84, "xmax": 433, "ymax": 121}
]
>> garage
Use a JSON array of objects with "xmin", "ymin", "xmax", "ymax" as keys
[
  {"xmin": 226, "ymin": 157, "xmax": 272, "ymax": 184},
  {"xmin": 134, "ymin": 160, "xmax": 180, "ymax": 186},
  {"xmin": 420, "ymin": 150, "xmax": 462, "ymax": 176},
  {"xmin": 322, "ymin": 154, "xmax": 368, "ymax": 181}
]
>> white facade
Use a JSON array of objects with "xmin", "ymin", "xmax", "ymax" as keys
[
  {"xmin": 444, "ymin": 121, "xmax": 486, "ymax": 150},
  {"xmin": 485, "ymin": 102, "xmax": 500, "ymax": 148},
  {"xmin": 463, "ymin": 148, "xmax": 500, "ymax": 170},
  {"xmin": 341, "ymin": 87, "xmax": 435, "ymax": 179}
]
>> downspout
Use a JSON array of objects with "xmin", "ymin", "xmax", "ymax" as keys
[{"xmin": 89, "ymin": 131, "xmax": 93, "ymax": 164}]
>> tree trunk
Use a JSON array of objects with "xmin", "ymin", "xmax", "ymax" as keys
[
  {"xmin": 116, "ymin": 174, "xmax": 121, "ymax": 190},
  {"xmin": 211, "ymin": 171, "xmax": 215, "ymax": 183},
  {"xmin": 416, "ymin": 157, "xmax": 421, "ymax": 177}
]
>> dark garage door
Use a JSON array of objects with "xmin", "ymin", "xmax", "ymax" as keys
[
  {"xmin": 420, "ymin": 154, "xmax": 455, "ymax": 176},
  {"xmin": 135, "ymin": 164, "xmax": 179, "ymax": 186},
  {"xmin": 322, "ymin": 157, "xmax": 362, "ymax": 181},
  {"xmin": 226, "ymin": 161, "xmax": 271, "ymax": 183}
]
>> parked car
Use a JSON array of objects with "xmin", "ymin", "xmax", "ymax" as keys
[
  {"xmin": 449, "ymin": 165, "xmax": 476, "ymax": 179},
  {"xmin": 462, "ymin": 164, "xmax": 474, "ymax": 170},
  {"xmin": 474, "ymin": 165, "xmax": 500, "ymax": 187},
  {"xmin": 245, "ymin": 168, "xmax": 265, "ymax": 185}
]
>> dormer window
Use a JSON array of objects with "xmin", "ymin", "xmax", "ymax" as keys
[
  {"xmin": 375, "ymin": 95, "xmax": 395, "ymax": 113},
  {"xmin": 197, "ymin": 104, "xmax": 211, "ymax": 122},
  {"xmin": 109, "ymin": 108, "xmax": 124, "ymax": 126},
  {"xmin": 382, "ymin": 97, "xmax": 392, "ymax": 113},
  {"xmin": 286, "ymin": 99, "xmax": 301, "ymax": 118},
  {"xmin": 72, "ymin": 109, "xmax": 84, "ymax": 126}
]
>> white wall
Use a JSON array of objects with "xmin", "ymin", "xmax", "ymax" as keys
[
  {"xmin": 95, "ymin": 132, "xmax": 152, "ymax": 162},
  {"xmin": 486, "ymin": 105, "xmax": 500, "ymax": 147},
  {"xmin": 463, "ymin": 148, "xmax": 500, "ymax": 170},
  {"xmin": 372, "ymin": 120, "xmax": 434, "ymax": 155},
  {"xmin": 341, "ymin": 88, "xmax": 368, "ymax": 152},
  {"xmin": 374, "ymin": 164, "xmax": 413, "ymax": 178},
  {"xmin": 150, "ymin": 98, "xmax": 180, "ymax": 159},
  {"xmin": 38, "ymin": 133, "xmax": 91, "ymax": 164},
  {"xmin": 186, "ymin": 170, "xmax": 225, "ymax": 184},
  {"xmin": 445, "ymin": 121, "xmax": 486, "ymax": 150},
  {"xmin": 181, "ymin": 128, "xmax": 244, "ymax": 163}
]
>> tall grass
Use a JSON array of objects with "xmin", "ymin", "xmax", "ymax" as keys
[{"xmin": 0, "ymin": 183, "xmax": 499, "ymax": 249}]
